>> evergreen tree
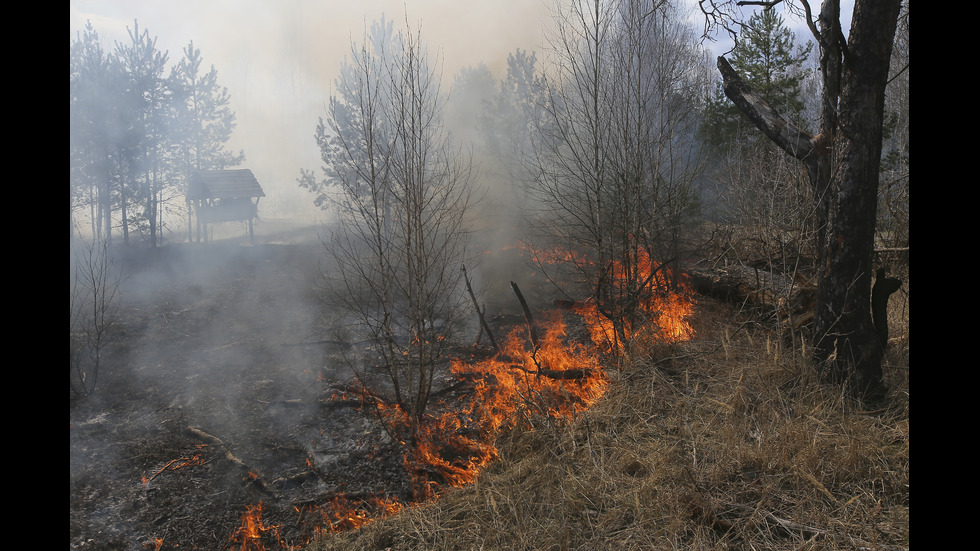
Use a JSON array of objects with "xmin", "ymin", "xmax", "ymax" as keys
[
  {"xmin": 702, "ymin": 9, "xmax": 820, "ymax": 283},
  {"xmin": 173, "ymin": 42, "xmax": 243, "ymax": 171},
  {"xmin": 446, "ymin": 62, "xmax": 496, "ymax": 150},
  {"xmin": 173, "ymin": 41, "xmax": 245, "ymax": 241},
  {"xmin": 71, "ymin": 22, "xmax": 136, "ymax": 241},
  {"xmin": 299, "ymin": 16, "xmax": 400, "ymax": 211},
  {"xmin": 115, "ymin": 20, "xmax": 173, "ymax": 246},
  {"xmin": 480, "ymin": 48, "xmax": 551, "ymax": 211},
  {"xmin": 701, "ymin": 9, "xmax": 811, "ymax": 150},
  {"xmin": 706, "ymin": 0, "xmax": 905, "ymax": 399},
  {"xmin": 71, "ymin": 20, "xmax": 243, "ymax": 246}
]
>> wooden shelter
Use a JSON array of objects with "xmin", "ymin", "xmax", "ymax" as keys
[{"xmin": 188, "ymin": 169, "xmax": 265, "ymax": 243}]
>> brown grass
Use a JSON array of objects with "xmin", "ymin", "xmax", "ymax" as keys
[{"xmin": 307, "ymin": 297, "xmax": 909, "ymax": 550}]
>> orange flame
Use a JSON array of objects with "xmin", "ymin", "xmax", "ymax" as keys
[
  {"xmin": 368, "ymin": 309, "xmax": 610, "ymax": 501},
  {"xmin": 355, "ymin": 245, "xmax": 693, "ymax": 507},
  {"xmin": 140, "ymin": 537, "xmax": 164, "ymax": 550},
  {"xmin": 229, "ymin": 502, "xmax": 285, "ymax": 551},
  {"xmin": 309, "ymin": 496, "xmax": 405, "ymax": 534},
  {"xmin": 226, "ymin": 244, "xmax": 694, "ymax": 545},
  {"xmin": 529, "ymin": 244, "xmax": 696, "ymax": 353}
]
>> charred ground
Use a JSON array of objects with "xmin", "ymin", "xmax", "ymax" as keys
[
  {"xmin": 72, "ymin": 240, "xmax": 391, "ymax": 549},
  {"xmin": 69, "ymin": 233, "xmax": 570, "ymax": 550},
  {"xmin": 69, "ymin": 230, "xmax": 909, "ymax": 551}
]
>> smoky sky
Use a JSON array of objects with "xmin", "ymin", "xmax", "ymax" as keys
[
  {"xmin": 70, "ymin": 0, "xmax": 846, "ymax": 226},
  {"xmin": 70, "ymin": 0, "xmax": 553, "ymax": 223}
]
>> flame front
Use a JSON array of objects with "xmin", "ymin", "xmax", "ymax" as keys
[
  {"xmin": 525, "ymin": 244, "xmax": 695, "ymax": 353},
  {"xmin": 573, "ymin": 265, "xmax": 696, "ymax": 353},
  {"xmin": 369, "ymin": 309, "xmax": 610, "ymax": 501},
  {"xmin": 355, "ymin": 244, "xmax": 693, "ymax": 505},
  {"xmin": 227, "ymin": 245, "xmax": 694, "ymax": 546}
]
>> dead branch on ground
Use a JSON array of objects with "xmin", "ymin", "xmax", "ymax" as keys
[{"xmin": 187, "ymin": 426, "xmax": 274, "ymax": 495}]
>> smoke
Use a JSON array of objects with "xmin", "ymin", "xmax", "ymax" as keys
[{"xmin": 70, "ymin": 0, "xmax": 551, "ymax": 228}]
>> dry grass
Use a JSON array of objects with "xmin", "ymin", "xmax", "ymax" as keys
[{"xmin": 308, "ymin": 297, "xmax": 909, "ymax": 550}]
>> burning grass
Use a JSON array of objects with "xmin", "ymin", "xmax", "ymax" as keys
[
  {"xmin": 216, "ymin": 243, "xmax": 701, "ymax": 548},
  {"xmin": 345, "ymin": 309, "xmax": 614, "ymax": 505},
  {"xmin": 71, "ymin": 241, "xmax": 908, "ymax": 549},
  {"xmin": 524, "ymin": 243, "xmax": 696, "ymax": 354},
  {"xmin": 220, "ymin": 290, "xmax": 630, "ymax": 547},
  {"xmin": 307, "ymin": 298, "xmax": 909, "ymax": 550}
]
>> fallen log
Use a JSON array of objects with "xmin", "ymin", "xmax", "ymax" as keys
[
  {"xmin": 685, "ymin": 264, "xmax": 808, "ymax": 307},
  {"xmin": 684, "ymin": 263, "xmax": 816, "ymax": 330}
]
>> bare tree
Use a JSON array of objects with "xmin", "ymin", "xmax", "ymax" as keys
[
  {"xmin": 302, "ymin": 16, "xmax": 475, "ymax": 431},
  {"xmin": 529, "ymin": 0, "xmax": 707, "ymax": 350},
  {"xmin": 70, "ymin": 238, "xmax": 121, "ymax": 396},
  {"xmin": 718, "ymin": 140, "xmax": 819, "ymax": 269},
  {"xmin": 702, "ymin": 0, "xmax": 904, "ymax": 400}
]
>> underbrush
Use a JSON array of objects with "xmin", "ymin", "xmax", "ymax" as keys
[{"xmin": 309, "ymin": 298, "xmax": 909, "ymax": 550}]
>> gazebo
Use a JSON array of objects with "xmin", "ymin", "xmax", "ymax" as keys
[{"xmin": 188, "ymin": 169, "xmax": 265, "ymax": 243}]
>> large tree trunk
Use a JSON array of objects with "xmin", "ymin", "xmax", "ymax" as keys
[
  {"xmin": 811, "ymin": 0, "xmax": 902, "ymax": 400},
  {"xmin": 717, "ymin": 0, "xmax": 902, "ymax": 401}
]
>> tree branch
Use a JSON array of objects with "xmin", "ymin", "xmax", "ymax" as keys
[
  {"xmin": 187, "ymin": 426, "xmax": 274, "ymax": 495},
  {"xmin": 716, "ymin": 56, "xmax": 816, "ymax": 162},
  {"xmin": 463, "ymin": 265, "xmax": 499, "ymax": 353},
  {"xmin": 510, "ymin": 281, "xmax": 540, "ymax": 350},
  {"xmin": 736, "ymin": 0, "xmax": 783, "ymax": 7}
]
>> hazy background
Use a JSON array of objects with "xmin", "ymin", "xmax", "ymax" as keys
[
  {"xmin": 70, "ymin": 0, "xmax": 555, "ymax": 226},
  {"xmin": 70, "ymin": 0, "xmax": 842, "ymax": 231}
]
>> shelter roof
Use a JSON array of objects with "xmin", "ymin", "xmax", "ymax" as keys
[{"xmin": 188, "ymin": 169, "xmax": 265, "ymax": 200}]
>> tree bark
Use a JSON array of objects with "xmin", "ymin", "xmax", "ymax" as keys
[
  {"xmin": 717, "ymin": 0, "xmax": 902, "ymax": 401},
  {"xmin": 812, "ymin": 0, "xmax": 902, "ymax": 401}
]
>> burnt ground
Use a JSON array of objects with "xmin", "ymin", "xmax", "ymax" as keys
[{"xmin": 69, "ymin": 229, "xmax": 562, "ymax": 551}]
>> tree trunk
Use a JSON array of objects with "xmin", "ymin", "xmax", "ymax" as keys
[
  {"xmin": 716, "ymin": 0, "xmax": 902, "ymax": 401},
  {"xmin": 811, "ymin": 0, "xmax": 902, "ymax": 400}
]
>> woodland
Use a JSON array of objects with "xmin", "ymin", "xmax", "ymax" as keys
[{"xmin": 70, "ymin": 1, "xmax": 908, "ymax": 549}]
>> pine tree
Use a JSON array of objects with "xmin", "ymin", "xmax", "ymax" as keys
[
  {"xmin": 115, "ymin": 20, "xmax": 173, "ymax": 246},
  {"xmin": 702, "ymin": 9, "xmax": 811, "ymax": 150},
  {"xmin": 71, "ymin": 22, "xmax": 132, "ymax": 241},
  {"xmin": 71, "ymin": 21, "xmax": 242, "ymax": 246},
  {"xmin": 703, "ymin": 9, "xmax": 820, "ymax": 301},
  {"xmin": 173, "ymin": 41, "xmax": 244, "ymax": 241},
  {"xmin": 707, "ymin": 0, "xmax": 905, "ymax": 399}
]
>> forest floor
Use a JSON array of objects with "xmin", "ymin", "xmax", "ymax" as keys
[
  {"xmin": 69, "ymin": 227, "xmax": 572, "ymax": 550},
  {"xmin": 69, "ymin": 226, "xmax": 909, "ymax": 551},
  {"xmin": 310, "ymin": 292, "xmax": 910, "ymax": 551},
  {"xmin": 69, "ymin": 239, "xmax": 394, "ymax": 549}
]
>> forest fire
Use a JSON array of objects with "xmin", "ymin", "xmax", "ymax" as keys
[
  {"xmin": 313, "ymin": 496, "xmax": 404, "ymax": 533},
  {"xmin": 571, "ymin": 255, "xmax": 695, "ymax": 353},
  {"xmin": 525, "ymin": 243, "xmax": 695, "ymax": 353},
  {"xmin": 226, "ymin": 245, "xmax": 695, "ymax": 547},
  {"xmin": 397, "ymin": 310, "xmax": 608, "ymax": 500},
  {"xmin": 385, "ymin": 245, "xmax": 695, "ymax": 502}
]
